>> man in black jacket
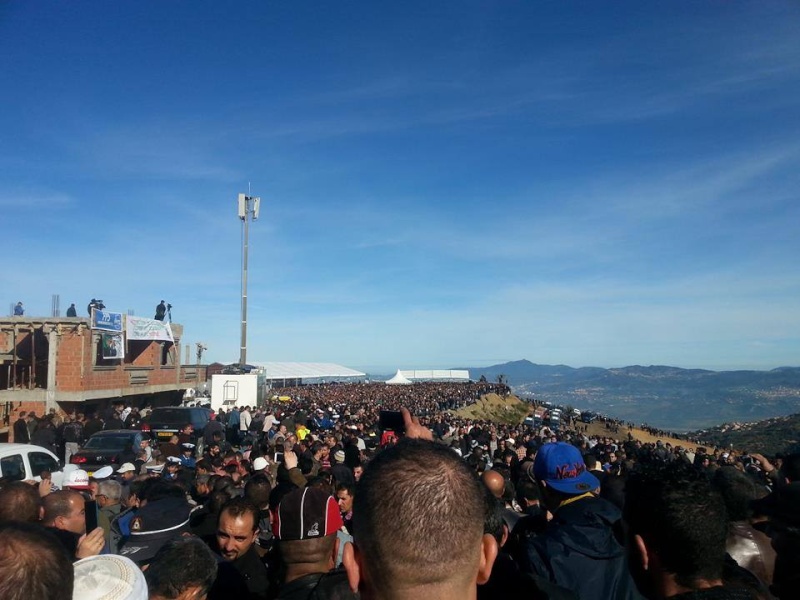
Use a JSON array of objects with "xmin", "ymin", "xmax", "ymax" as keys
[
  {"xmin": 31, "ymin": 417, "xmax": 58, "ymax": 456},
  {"xmin": 13, "ymin": 411, "xmax": 30, "ymax": 443},
  {"xmin": 520, "ymin": 442, "xmax": 643, "ymax": 600},
  {"xmin": 211, "ymin": 497, "xmax": 273, "ymax": 600},
  {"xmin": 62, "ymin": 415, "xmax": 85, "ymax": 465}
]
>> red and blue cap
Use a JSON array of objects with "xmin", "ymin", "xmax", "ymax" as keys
[
  {"xmin": 533, "ymin": 442, "xmax": 599, "ymax": 494},
  {"xmin": 273, "ymin": 487, "xmax": 342, "ymax": 541}
]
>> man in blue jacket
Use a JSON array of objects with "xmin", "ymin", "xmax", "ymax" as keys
[{"xmin": 521, "ymin": 442, "xmax": 643, "ymax": 600}]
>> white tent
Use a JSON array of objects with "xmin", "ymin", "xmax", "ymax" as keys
[{"xmin": 385, "ymin": 369, "xmax": 412, "ymax": 385}]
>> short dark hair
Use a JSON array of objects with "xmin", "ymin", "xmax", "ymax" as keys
[
  {"xmin": 353, "ymin": 439, "xmax": 485, "ymax": 591},
  {"xmin": 219, "ymin": 497, "xmax": 259, "ymax": 531},
  {"xmin": 711, "ymin": 466, "xmax": 759, "ymax": 522},
  {"xmin": 483, "ymin": 492, "xmax": 506, "ymax": 545},
  {"xmin": 0, "ymin": 522, "xmax": 73, "ymax": 600},
  {"xmin": 624, "ymin": 461, "xmax": 728, "ymax": 588},
  {"xmin": 780, "ymin": 453, "xmax": 800, "ymax": 482},
  {"xmin": 42, "ymin": 490, "xmax": 81, "ymax": 525},
  {"xmin": 145, "ymin": 537, "xmax": 218, "ymax": 599},
  {"xmin": 244, "ymin": 475, "xmax": 272, "ymax": 510},
  {"xmin": 208, "ymin": 490, "xmax": 233, "ymax": 515},
  {"xmin": 516, "ymin": 478, "xmax": 540, "ymax": 504},
  {"xmin": 0, "ymin": 482, "xmax": 43, "ymax": 524},
  {"xmin": 138, "ymin": 479, "xmax": 185, "ymax": 503},
  {"xmin": 335, "ymin": 482, "xmax": 355, "ymax": 497}
]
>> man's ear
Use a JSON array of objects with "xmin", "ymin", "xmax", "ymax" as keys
[
  {"xmin": 500, "ymin": 524, "xmax": 509, "ymax": 549},
  {"xmin": 341, "ymin": 541, "xmax": 362, "ymax": 595},
  {"xmin": 477, "ymin": 533, "xmax": 499, "ymax": 585},
  {"xmin": 633, "ymin": 534, "xmax": 649, "ymax": 572}
]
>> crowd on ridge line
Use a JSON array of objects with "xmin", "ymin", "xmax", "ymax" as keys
[
  {"xmin": 1, "ymin": 380, "xmax": 799, "ymax": 599},
  {"xmin": 9, "ymin": 378, "xmax": 749, "ymax": 471}
]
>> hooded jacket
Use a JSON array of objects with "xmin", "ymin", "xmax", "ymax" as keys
[{"xmin": 522, "ymin": 495, "xmax": 643, "ymax": 600}]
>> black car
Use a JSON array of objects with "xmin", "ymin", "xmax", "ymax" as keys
[
  {"xmin": 141, "ymin": 406, "xmax": 212, "ymax": 445},
  {"xmin": 70, "ymin": 430, "xmax": 143, "ymax": 475}
]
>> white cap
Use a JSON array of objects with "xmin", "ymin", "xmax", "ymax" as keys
[
  {"xmin": 117, "ymin": 463, "xmax": 136, "ymax": 474},
  {"xmin": 73, "ymin": 554, "xmax": 148, "ymax": 600},
  {"xmin": 63, "ymin": 469, "xmax": 91, "ymax": 490},
  {"xmin": 252, "ymin": 457, "xmax": 268, "ymax": 471},
  {"xmin": 92, "ymin": 466, "xmax": 114, "ymax": 480},
  {"xmin": 166, "ymin": 456, "xmax": 182, "ymax": 465}
]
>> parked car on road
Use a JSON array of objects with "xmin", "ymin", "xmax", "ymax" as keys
[
  {"xmin": 0, "ymin": 443, "xmax": 76, "ymax": 488},
  {"xmin": 69, "ymin": 429, "xmax": 143, "ymax": 475},
  {"xmin": 141, "ymin": 406, "xmax": 212, "ymax": 445}
]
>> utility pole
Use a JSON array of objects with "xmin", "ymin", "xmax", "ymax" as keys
[{"xmin": 238, "ymin": 190, "xmax": 260, "ymax": 368}]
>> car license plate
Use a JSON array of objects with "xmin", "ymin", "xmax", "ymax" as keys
[{"xmin": 157, "ymin": 431, "xmax": 172, "ymax": 438}]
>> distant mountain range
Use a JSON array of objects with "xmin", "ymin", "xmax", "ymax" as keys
[{"xmin": 459, "ymin": 360, "xmax": 800, "ymax": 432}]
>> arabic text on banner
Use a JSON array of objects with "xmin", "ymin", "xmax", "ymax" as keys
[{"xmin": 126, "ymin": 315, "xmax": 174, "ymax": 342}]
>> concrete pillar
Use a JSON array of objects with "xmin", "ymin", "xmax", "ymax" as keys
[{"xmin": 46, "ymin": 326, "xmax": 59, "ymax": 412}]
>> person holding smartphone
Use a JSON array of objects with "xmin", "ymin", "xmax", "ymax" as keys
[{"xmin": 41, "ymin": 490, "xmax": 105, "ymax": 561}]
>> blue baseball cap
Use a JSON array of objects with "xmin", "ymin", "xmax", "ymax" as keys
[{"xmin": 533, "ymin": 442, "xmax": 599, "ymax": 494}]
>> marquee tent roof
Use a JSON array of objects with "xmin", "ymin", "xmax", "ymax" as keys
[
  {"xmin": 397, "ymin": 369, "xmax": 470, "ymax": 381},
  {"xmin": 386, "ymin": 369, "xmax": 412, "ymax": 385},
  {"xmin": 252, "ymin": 362, "xmax": 365, "ymax": 381}
]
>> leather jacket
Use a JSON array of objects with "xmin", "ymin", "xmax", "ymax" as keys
[{"xmin": 727, "ymin": 521, "xmax": 776, "ymax": 587}]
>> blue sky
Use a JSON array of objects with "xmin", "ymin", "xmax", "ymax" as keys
[{"xmin": 2, "ymin": 2, "xmax": 799, "ymax": 373}]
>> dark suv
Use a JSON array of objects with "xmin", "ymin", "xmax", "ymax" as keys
[
  {"xmin": 141, "ymin": 406, "xmax": 212, "ymax": 445},
  {"xmin": 70, "ymin": 430, "xmax": 143, "ymax": 474}
]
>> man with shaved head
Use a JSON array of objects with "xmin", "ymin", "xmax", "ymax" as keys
[
  {"xmin": 482, "ymin": 469, "xmax": 506, "ymax": 499},
  {"xmin": 346, "ymin": 410, "xmax": 497, "ymax": 600},
  {"xmin": 482, "ymin": 469, "xmax": 521, "ymax": 532}
]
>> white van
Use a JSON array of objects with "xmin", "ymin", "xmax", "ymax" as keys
[{"xmin": 0, "ymin": 443, "xmax": 76, "ymax": 488}]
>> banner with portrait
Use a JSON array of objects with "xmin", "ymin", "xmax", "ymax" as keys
[{"xmin": 101, "ymin": 334, "xmax": 125, "ymax": 359}]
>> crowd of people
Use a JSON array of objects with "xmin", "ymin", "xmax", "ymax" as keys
[{"xmin": 1, "ymin": 380, "xmax": 798, "ymax": 600}]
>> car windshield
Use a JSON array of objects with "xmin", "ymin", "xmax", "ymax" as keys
[
  {"xmin": 151, "ymin": 409, "xmax": 196, "ymax": 421},
  {"xmin": 85, "ymin": 435, "xmax": 134, "ymax": 450}
]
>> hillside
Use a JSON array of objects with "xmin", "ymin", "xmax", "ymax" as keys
[
  {"xmin": 689, "ymin": 413, "xmax": 800, "ymax": 455},
  {"xmin": 461, "ymin": 360, "xmax": 800, "ymax": 432},
  {"xmin": 452, "ymin": 393, "xmax": 530, "ymax": 424},
  {"xmin": 452, "ymin": 393, "xmax": 695, "ymax": 448}
]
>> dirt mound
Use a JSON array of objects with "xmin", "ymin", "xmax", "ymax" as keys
[
  {"xmin": 452, "ymin": 394, "xmax": 700, "ymax": 449},
  {"xmin": 451, "ymin": 393, "xmax": 531, "ymax": 425}
]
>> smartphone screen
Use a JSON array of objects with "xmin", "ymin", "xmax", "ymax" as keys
[
  {"xmin": 379, "ymin": 410, "xmax": 405, "ymax": 435},
  {"xmin": 85, "ymin": 499, "xmax": 98, "ymax": 532}
]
